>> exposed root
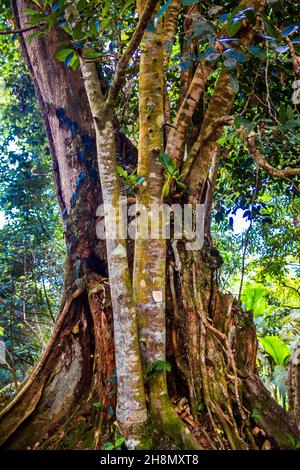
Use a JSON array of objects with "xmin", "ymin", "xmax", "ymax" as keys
[
  {"xmin": 0, "ymin": 282, "xmax": 86, "ymax": 421},
  {"xmin": 191, "ymin": 264, "xmax": 248, "ymax": 449}
]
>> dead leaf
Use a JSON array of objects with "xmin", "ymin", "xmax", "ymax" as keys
[
  {"xmin": 72, "ymin": 321, "xmax": 80, "ymax": 334},
  {"xmin": 262, "ymin": 440, "xmax": 271, "ymax": 450},
  {"xmin": 251, "ymin": 426, "xmax": 260, "ymax": 436},
  {"xmin": 178, "ymin": 397, "xmax": 187, "ymax": 407}
]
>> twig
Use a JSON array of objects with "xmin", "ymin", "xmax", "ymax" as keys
[
  {"xmin": 0, "ymin": 25, "xmax": 40, "ymax": 35},
  {"xmin": 245, "ymin": 130, "xmax": 300, "ymax": 179},
  {"xmin": 282, "ymin": 283, "xmax": 300, "ymax": 298}
]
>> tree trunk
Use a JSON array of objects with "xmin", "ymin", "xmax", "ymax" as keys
[
  {"xmin": 0, "ymin": 0, "xmax": 121, "ymax": 449},
  {"xmin": 166, "ymin": 246, "xmax": 300, "ymax": 449},
  {"xmin": 0, "ymin": 0, "xmax": 300, "ymax": 451},
  {"xmin": 288, "ymin": 338, "xmax": 300, "ymax": 429}
]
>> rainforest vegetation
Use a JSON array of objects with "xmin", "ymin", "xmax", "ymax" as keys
[{"xmin": 0, "ymin": 0, "xmax": 300, "ymax": 451}]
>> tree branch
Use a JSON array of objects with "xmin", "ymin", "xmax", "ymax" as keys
[
  {"xmin": 0, "ymin": 25, "xmax": 40, "ymax": 35},
  {"xmin": 104, "ymin": 0, "xmax": 159, "ymax": 114},
  {"xmin": 166, "ymin": 0, "xmax": 267, "ymax": 168},
  {"xmin": 244, "ymin": 130, "xmax": 300, "ymax": 179},
  {"xmin": 185, "ymin": 69, "xmax": 235, "ymax": 201},
  {"xmin": 182, "ymin": 114, "xmax": 234, "ymax": 179},
  {"xmin": 274, "ymin": 25, "xmax": 300, "ymax": 76},
  {"xmin": 163, "ymin": 0, "xmax": 181, "ymax": 69},
  {"xmin": 165, "ymin": 62, "xmax": 212, "ymax": 164}
]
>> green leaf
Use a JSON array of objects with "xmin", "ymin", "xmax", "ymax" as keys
[
  {"xmin": 121, "ymin": 0, "xmax": 135, "ymax": 14},
  {"xmin": 54, "ymin": 48, "xmax": 74, "ymax": 62},
  {"xmin": 83, "ymin": 49, "xmax": 101, "ymax": 60},
  {"xmin": 251, "ymin": 407, "xmax": 261, "ymax": 423},
  {"xmin": 248, "ymin": 45, "xmax": 267, "ymax": 60},
  {"xmin": 226, "ymin": 5, "xmax": 252, "ymax": 36},
  {"xmin": 197, "ymin": 402, "xmax": 206, "ymax": 412},
  {"xmin": 115, "ymin": 437, "xmax": 125, "ymax": 447},
  {"xmin": 69, "ymin": 54, "xmax": 80, "ymax": 71},
  {"xmin": 93, "ymin": 401, "xmax": 103, "ymax": 410},
  {"xmin": 162, "ymin": 180, "xmax": 171, "ymax": 198},
  {"xmin": 262, "ymin": 15, "xmax": 278, "ymax": 38},
  {"xmin": 198, "ymin": 46, "xmax": 215, "ymax": 60},
  {"xmin": 77, "ymin": 0, "xmax": 88, "ymax": 12},
  {"xmin": 278, "ymin": 103, "xmax": 287, "ymax": 123},
  {"xmin": 223, "ymin": 49, "xmax": 246, "ymax": 63},
  {"xmin": 227, "ymin": 19, "xmax": 243, "ymax": 37},
  {"xmin": 64, "ymin": 51, "xmax": 75, "ymax": 67},
  {"xmin": 206, "ymin": 52, "xmax": 220, "ymax": 62},
  {"xmin": 229, "ymin": 73, "xmax": 239, "ymax": 93},
  {"xmin": 281, "ymin": 25, "xmax": 299, "ymax": 37},
  {"xmin": 176, "ymin": 181, "xmax": 187, "ymax": 190},
  {"xmin": 147, "ymin": 360, "xmax": 171, "ymax": 379},
  {"xmin": 259, "ymin": 336, "xmax": 290, "ymax": 366},
  {"xmin": 280, "ymin": 119, "xmax": 300, "ymax": 131},
  {"xmin": 102, "ymin": 442, "xmax": 114, "ymax": 450},
  {"xmin": 286, "ymin": 105, "xmax": 295, "ymax": 120},
  {"xmin": 97, "ymin": 18, "xmax": 110, "ymax": 32},
  {"xmin": 23, "ymin": 8, "xmax": 42, "ymax": 15},
  {"xmin": 135, "ymin": 175, "xmax": 145, "ymax": 185},
  {"xmin": 31, "ymin": 0, "xmax": 42, "ymax": 7},
  {"xmin": 45, "ymin": 11, "xmax": 60, "ymax": 31},
  {"xmin": 272, "ymin": 364, "xmax": 288, "ymax": 401},
  {"xmin": 242, "ymin": 284, "xmax": 268, "ymax": 316},
  {"xmin": 287, "ymin": 434, "xmax": 296, "ymax": 448},
  {"xmin": 160, "ymin": 152, "xmax": 177, "ymax": 174},
  {"xmin": 116, "ymin": 166, "xmax": 128, "ymax": 177},
  {"xmin": 244, "ymin": 8, "xmax": 256, "ymax": 25}
]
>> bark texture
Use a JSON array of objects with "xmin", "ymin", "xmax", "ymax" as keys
[
  {"xmin": 288, "ymin": 339, "xmax": 300, "ymax": 428},
  {"xmin": 80, "ymin": 57, "xmax": 148, "ymax": 445}
]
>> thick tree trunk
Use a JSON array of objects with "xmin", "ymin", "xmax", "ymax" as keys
[
  {"xmin": 0, "ymin": 0, "xmax": 119, "ymax": 449},
  {"xmin": 79, "ymin": 57, "xmax": 148, "ymax": 446},
  {"xmin": 1, "ymin": 0, "xmax": 300, "ymax": 451}
]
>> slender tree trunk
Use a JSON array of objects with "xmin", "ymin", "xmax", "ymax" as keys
[{"xmin": 79, "ymin": 57, "xmax": 148, "ymax": 446}]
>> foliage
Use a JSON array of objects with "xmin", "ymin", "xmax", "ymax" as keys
[
  {"xmin": 101, "ymin": 436, "xmax": 125, "ymax": 450},
  {"xmin": 160, "ymin": 153, "xmax": 186, "ymax": 197},
  {"xmin": 242, "ymin": 284, "xmax": 270, "ymax": 317},
  {"xmin": 258, "ymin": 335, "xmax": 290, "ymax": 366},
  {"xmin": 116, "ymin": 165, "xmax": 144, "ymax": 194},
  {"xmin": 251, "ymin": 407, "xmax": 261, "ymax": 423},
  {"xmin": 0, "ymin": 3, "xmax": 64, "ymax": 390},
  {"xmin": 146, "ymin": 360, "xmax": 172, "ymax": 380}
]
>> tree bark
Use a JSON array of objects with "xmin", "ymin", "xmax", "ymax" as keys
[
  {"xmin": 288, "ymin": 338, "xmax": 300, "ymax": 429},
  {"xmin": 79, "ymin": 57, "xmax": 148, "ymax": 446}
]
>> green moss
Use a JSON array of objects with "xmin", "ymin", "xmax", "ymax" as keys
[{"xmin": 53, "ymin": 419, "xmax": 94, "ymax": 450}]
